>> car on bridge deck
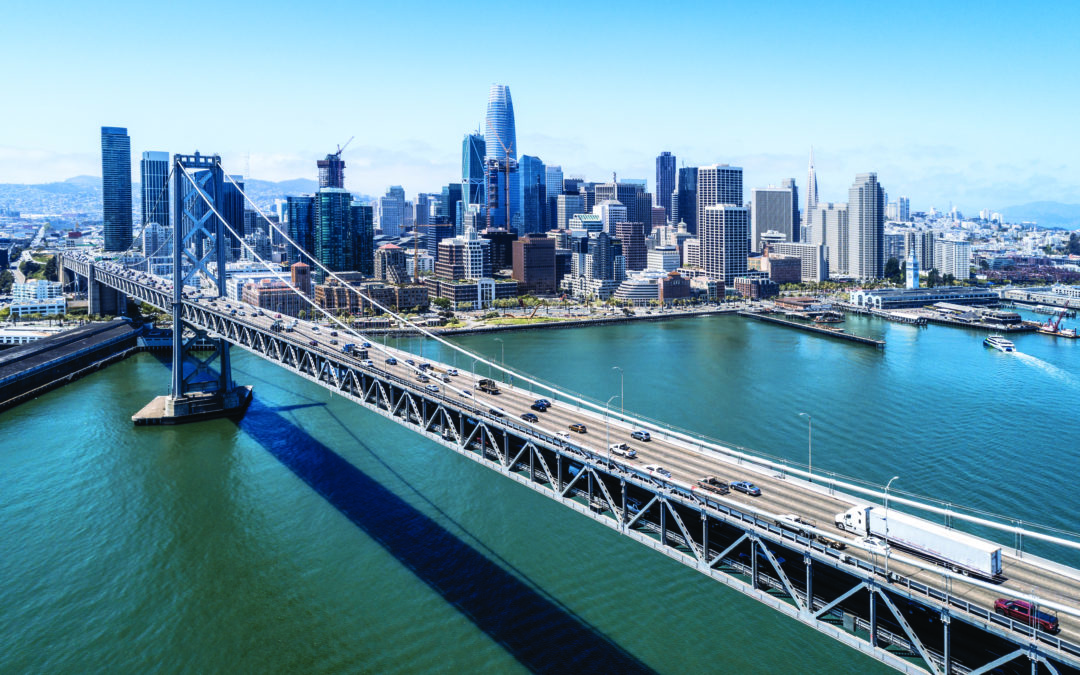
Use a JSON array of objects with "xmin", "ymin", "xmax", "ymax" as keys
[
  {"xmin": 994, "ymin": 599, "xmax": 1060, "ymax": 634},
  {"xmin": 730, "ymin": 481, "xmax": 762, "ymax": 496},
  {"xmin": 569, "ymin": 423, "xmax": 587, "ymax": 433},
  {"xmin": 425, "ymin": 384, "xmax": 439, "ymax": 393},
  {"xmin": 630, "ymin": 430, "xmax": 651, "ymax": 442},
  {"xmin": 385, "ymin": 357, "xmax": 397, "ymax": 365},
  {"xmin": 520, "ymin": 412, "xmax": 539, "ymax": 423},
  {"xmin": 643, "ymin": 465, "xmax": 672, "ymax": 479},
  {"xmin": 531, "ymin": 402, "xmax": 549, "ymax": 412}
]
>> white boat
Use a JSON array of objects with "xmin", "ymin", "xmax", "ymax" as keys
[{"xmin": 984, "ymin": 335, "xmax": 1015, "ymax": 352}]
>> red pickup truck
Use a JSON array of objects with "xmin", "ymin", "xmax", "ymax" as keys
[{"xmin": 994, "ymin": 598, "xmax": 1060, "ymax": 634}]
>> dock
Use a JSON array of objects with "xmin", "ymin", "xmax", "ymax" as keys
[{"xmin": 739, "ymin": 311, "xmax": 885, "ymax": 347}]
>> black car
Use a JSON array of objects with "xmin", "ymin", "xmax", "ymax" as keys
[
  {"xmin": 535, "ymin": 399, "xmax": 552, "ymax": 407},
  {"xmin": 530, "ymin": 402, "xmax": 549, "ymax": 412},
  {"xmin": 520, "ymin": 412, "xmax": 539, "ymax": 423},
  {"xmin": 385, "ymin": 357, "xmax": 397, "ymax": 365}
]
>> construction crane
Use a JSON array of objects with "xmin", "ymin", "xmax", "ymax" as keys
[{"xmin": 334, "ymin": 136, "xmax": 354, "ymax": 158}]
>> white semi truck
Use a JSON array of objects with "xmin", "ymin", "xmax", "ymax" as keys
[{"xmin": 835, "ymin": 506, "xmax": 1002, "ymax": 578}]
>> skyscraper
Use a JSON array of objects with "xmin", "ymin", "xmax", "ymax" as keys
[
  {"xmin": 379, "ymin": 186, "xmax": 406, "ymax": 237},
  {"xmin": 898, "ymin": 196, "xmax": 910, "ymax": 222},
  {"xmin": 222, "ymin": 176, "xmax": 246, "ymax": 260},
  {"xmin": 317, "ymin": 152, "xmax": 345, "ymax": 189},
  {"xmin": 700, "ymin": 205, "xmax": 749, "ymax": 285},
  {"xmin": 484, "ymin": 84, "xmax": 520, "ymax": 231},
  {"xmin": 140, "ymin": 151, "xmax": 169, "ymax": 229},
  {"xmin": 286, "ymin": 195, "xmax": 315, "ymax": 263},
  {"xmin": 696, "ymin": 165, "xmax": 743, "ymax": 229},
  {"xmin": 817, "ymin": 202, "xmax": 849, "ymax": 276},
  {"xmin": 351, "ymin": 202, "xmax": 374, "ymax": 276},
  {"xmin": 519, "ymin": 155, "xmax": 547, "ymax": 234},
  {"xmin": 655, "ymin": 151, "xmax": 676, "ymax": 222},
  {"xmin": 672, "ymin": 167, "xmax": 698, "ymax": 234},
  {"xmin": 313, "ymin": 187, "xmax": 355, "ymax": 281},
  {"xmin": 782, "ymin": 178, "xmax": 800, "ymax": 242},
  {"xmin": 101, "ymin": 126, "xmax": 132, "ymax": 252},
  {"xmin": 462, "ymin": 133, "xmax": 486, "ymax": 205},
  {"xmin": 545, "ymin": 165, "xmax": 563, "ymax": 235},
  {"xmin": 556, "ymin": 194, "xmax": 584, "ymax": 230},
  {"xmin": 750, "ymin": 186, "xmax": 794, "ymax": 252},
  {"xmin": 615, "ymin": 221, "xmax": 647, "ymax": 271},
  {"xmin": 805, "ymin": 148, "xmax": 819, "ymax": 238},
  {"xmin": 848, "ymin": 172, "xmax": 885, "ymax": 279}
]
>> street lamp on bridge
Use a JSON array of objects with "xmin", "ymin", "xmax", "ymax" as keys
[
  {"xmin": 884, "ymin": 475, "xmax": 900, "ymax": 577},
  {"xmin": 798, "ymin": 412, "xmax": 812, "ymax": 482},
  {"xmin": 612, "ymin": 366, "xmax": 623, "ymax": 414},
  {"xmin": 605, "ymin": 394, "xmax": 620, "ymax": 463}
]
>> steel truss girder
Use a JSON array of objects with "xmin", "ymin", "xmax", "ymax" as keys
[{"xmin": 753, "ymin": 534, "xmax": 802, "ymax": 612}]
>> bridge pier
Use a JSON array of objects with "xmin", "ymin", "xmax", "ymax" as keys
[{"xmin": 87, "ymin": 264, "xmax": 126, "ymax": 317}]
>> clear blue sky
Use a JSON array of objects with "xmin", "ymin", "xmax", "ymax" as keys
[{"xmin": 4, "ymin": 0, "xmax": 1078, "ymax": 213}]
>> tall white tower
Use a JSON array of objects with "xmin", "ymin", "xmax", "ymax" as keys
[{"xmin": 906, "ymin": 250, "xmax": 920, "ymax": 289}]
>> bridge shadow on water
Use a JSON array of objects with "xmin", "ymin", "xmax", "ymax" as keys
[{"xmin": 238, "ymin": 397, "xmax": 657, "ymax": 675}]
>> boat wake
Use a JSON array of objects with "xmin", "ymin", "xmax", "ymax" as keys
[{"xmin": 1014, "ymin": 352, "xmax": 1079, "ymax": 387}]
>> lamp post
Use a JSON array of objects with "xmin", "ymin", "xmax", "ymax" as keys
[
  {"xmin": 472, "ymin": 358, "xmax": 480, "ymax": 391},
  {"xmin": 605, "ymin": 394, "xmax": 620, "ymax": 463},
  {"xmin": 612, "ymin": 366, "xmax": 624, "ymax": 414},
  {"xmin": 884, "ymin": 475, "xmax": 900, "ymax": 577},
  {"xmin": 799, "ymin": 412, "xmax": 812, "ymax": 482}
]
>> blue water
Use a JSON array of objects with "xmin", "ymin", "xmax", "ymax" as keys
[{"xmin": 2, "ymin": 311, "xmax": 1078, "ymax": 673}]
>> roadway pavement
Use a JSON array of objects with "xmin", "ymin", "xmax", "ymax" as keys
[{"xmin": 67, "ymin": 254, "xmax": 1080, "ymax": 652}]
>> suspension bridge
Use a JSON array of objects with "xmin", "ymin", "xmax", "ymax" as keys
[{"xmin": 59, "ymin": 153, "xmax": 1080, "ymax": 675}]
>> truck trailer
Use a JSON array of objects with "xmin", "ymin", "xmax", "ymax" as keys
[{"xmin": 834, "ymin": 505, "xmax": 1002, "ymax": 578}]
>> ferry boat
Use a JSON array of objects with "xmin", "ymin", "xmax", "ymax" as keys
[
  {"xmin": 812, "ymin": 311, "xmax": 845, "ymax": 324},
  {"xmin": 984, "ymin": 335, "xmax": 1016, "ymax": 352}
]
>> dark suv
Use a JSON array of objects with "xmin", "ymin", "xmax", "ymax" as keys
[{"xmin": 994, "ymin": 599, "xmax": 1060, "ymax": 633}]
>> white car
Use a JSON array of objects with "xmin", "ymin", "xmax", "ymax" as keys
[
  {"xmin": 609, "ymin": 443, "xmax": 637, "ymax": 459},
  {"xmin": 555, "ymin": 431, "xmax": 572, "ymax": 442},
  {"xmin": 643, "ymin": 464, "xmax": 672, "ymax": 479},
  {"xmin": 861, "ymin": 537, "xmax": 888, "ymax": 554}
]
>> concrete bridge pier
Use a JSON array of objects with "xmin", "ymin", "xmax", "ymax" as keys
[{"xmin": 86, "ymin": 265, "xmax": 127, "ymax": 317}]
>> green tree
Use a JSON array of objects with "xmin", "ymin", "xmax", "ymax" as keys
[
  {"xmin": 883, "ymin": 256, "xmax": 901, "ymax": 280},
  {"xmin": 926, "ymin": 269, "xmax": 942, "ymax": 287},
  {"xmin": 19, "ymin": 259, "xmax": 41, "ymax": 278},
  {"xmin": 1068, "ymin": 233, "xmax": 1080, "ymax": 255},
  {"xmin": 432, "ymin": 297, "xmax": 452, "ymax": 310},
  {"xmin": 44, "ymin": 255, "xmax": 58, "ymax": 282},
  {"xmin": 0, "ymin": 269, "xmax": 13, "ymax": 294}
]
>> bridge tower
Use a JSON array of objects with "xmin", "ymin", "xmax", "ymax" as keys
[{"xmin": 136, "ymin": 153, "xmax": 252, "ymax": 424}]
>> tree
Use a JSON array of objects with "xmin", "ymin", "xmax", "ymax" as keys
[
  {"xmin": 432, "ymin": 297, "xmax": 452, "ymax": 310},
  {"xmin": 0, "ymin": 269, "xmax": 13, "ymax": 294},
  {"xmin": 44, "ymin": 255, "xmax": 58, "ymax": 282},
  {"xmin": 926, "ymin": 269, "xmax": 942, "ymax": 287},
  {"xmin": 884, "ymin": 256, "xmax": 901, "ymax": 281},
  {"xmin": 1068, "ymin": 233, "xmax": 1080, "ymax": 255}
]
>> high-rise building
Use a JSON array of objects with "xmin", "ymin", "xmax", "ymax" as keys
[
  {"xmin": 655, "ymin": 151, "xmax": 676, "ymax": 221},
  {"xmin": 351, "ymin": 202, "xmax": 375, "ymax": 276},
  {"xmin": 286, "ymin": 196, "xmax": 315, "ymax": 263},
  {"xmin": 768, "ymin": 242, "xmax": 828, "ymax": 283},
  {"xmin": 899, "ymin": 196, "xmax": 911, "ymax": 222},
  {"xmin": 816, "ymin": 202, "xmax": 849, "ymax": 276},
  {"xmin": 782, "ymin": 178, "xmax": 800, "ymax": 241},
  {"xmin": 484, "ymin": 84, "xmax": 520, "ymax": 231},
  {"xmin": 593, "ymin": 200, "xmax": 628, "ymax": 235},
  {"xmin": 140, "ymin": 151, "xmax": 169, "ymax": 229},
  {"xmin": 480, "ymin": 229, "xmax": 517, "ymax": 272},
  {"xmin": 918, "ymin": 230, "xmax": 937, "ymax": 270},
  {"xmin": 462, "ymin": 133, "xmax": 486, "ymax": 205},
  {"xmin": 545, "ymin": 166, "xmax": 563, "ymax": 198},
  {"xmin": 317, "ymin": 152, "xmax": 345, "ymax": 189},
  {"xmin": 700, "ymin": 205, "xmax": 749, "ymax": 285},
  {"xmin": 651, "ymin": 206, "xmax": 667, "ymax": 232},
  {"xmin": 291, "ymin": 261, "xmax": 312, "ymax": 297},
  {"xmin": 936, "ymin": 240, "xmax": 972, "ymax": 280},
  {"xmin": 222, "ymin": 176, "xmax": 245, "ymax": 260},
  {"xmin": 375, "ymin": 244, "xmax": 409, "ymax": 284},
  {"xmin": 615, "ymin": 221, "xmax": 647, "ymax": 271},
  {"xmin": 672, "ymin": 167, "xmax": 698, "ymax": 234},
  {"xmin": 805, "ymin": 148, "xmax": 819, "ymax": 238},
  {"xmin": 906, "ymin": 250, "xmax": 920, "ymax": 289},
  {"xmin": 379, "ymin": 186, "xmax": 406, "ymax": 236},
  {"xmin": 512, "ymin": 235, "xmax": 556, "ymax": 294},
  {"xmin": 696, "ymin": 165, "xmax": 743, "ymax": 231},
  {"xmin": 519, "ymin": 154, "xmax": 547, "ymax": 234},
  {"xmin": 595, "ymin": 181, "xmax": 649, "ymax": 227},
  {"xmin": 556, "ymin": 194, "xmax": 584, "ymax": 230},
  {"xmin": 101, "ymin": 126, "xmax": 132, "ymax": 252},
  {"xmin": 848, "ymin": 172, "xmax": 885, "ymax": 280},
  {"xmin": 436, "ymin": 226, "xmax": 491, "ymax": 280},
  {"xmin": 313, "ymin": 187, "xmax": 355, "ymax": 281},
  {"xmin": 750, "ymin": 187, "xmax": 794, "ymax": 252}
]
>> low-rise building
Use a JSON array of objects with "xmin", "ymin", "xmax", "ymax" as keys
[
  {"xmin": 10, "ymin": 280, "xmax": 65, "ymax": 317},
  {"xmin": 734, "ymin": 275, "xmax": 779, "ymax": 300},
  {"xmin": 850, "ymin": 286, "xmax": 999, "ymax": 310}
]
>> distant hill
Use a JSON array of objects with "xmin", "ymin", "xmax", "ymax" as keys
[
  {"xmin": 0, "ymin": 176, "xmax": 372, "ymax": 215},
  {"xmin": 999, "ymin": 202, "xmax": 1080, "ymax": 229}
]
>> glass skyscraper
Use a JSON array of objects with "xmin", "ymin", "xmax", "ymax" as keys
[
  {"xmin": 351, "ymin": 202, "xmax": 374, "ymax": 276},
  {"xmin": 313, "ymin": 188, "xmax": 355, "ymax": 282},
  {"xmin": 484, "ymin": 84, "xmax": 520, "ymax": 231},
  {"xmin": 140, "ymin": 151, "xmax": 169, "ymax": 228},
  {"xmin": 286, "ymin": 195, "xmax": 315, "ymax": 263},
  {"xmin": 519, "ymin": 155, "xmax": 546, "ymax": 235},
  {"xmin": 462, "ymin": 133, "xmax": 486, "ymax": 205},
  {"xmin": 672, "ymin": 167, "xmax": 698, "ymax": 234},
  {"xmin": 655, "ymin": 151, "xmax": 676, "ymax": 222},
  {"xmin": 101, "ymin": 126, "xmax": 132, "ymax": 252}
]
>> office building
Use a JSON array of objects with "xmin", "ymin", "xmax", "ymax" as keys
[
  {"xmin": 512, "ymin": 235, "xmax": 556, "ymax": 294},
  {"xmin": 648, "ymin": 245, "xmax": 681, "ymax": 272},
  {"xmin": 222, "ymin": 176, "xmax": 245, "ymax": 260},
  {"xmin": 421, "ymin": 223, "xmax": 456, "ymax": 261},
  {"xmin": 782, "ymin": 178, "xmax": 800, "ymax": 241},
  {"xmin": 519, "ymin": 155, "xmax": 547, "ymax": 234},
  {"xmin": 351, "ymin": 202, "xmax": 375, "ymax": 276},
  {"xmin": 286, "ymin": 195, "xmax": 315, "ymax": 263},
  {"xmin": 556, "ymin": 194, "xmax": 584, "ymax": 230},
  {"xmin": 484, "ymin": 84, "xmax": 520, "ymax": 231},
  {"xmin": 751, "ymin": 186, "xmax": 794, "ymax": 252},
  {"xmin": 593, "ymin": 199, "xmax": 628, "ymax": 235},
  {"xmin": 375, "ymin": 244, "xmax": 409, "ymax": 284},
  {"xmin": 615, "ymin": 221, "xmax": 647, "ymax": 271},
  {"xmin": 242, "ymin": 278, "xmax": 305, "ymax": 317},
  {"xmin": 805, "ymin": 147, "xmax": 819, "ymax": 237},
  {"xmin": 767, "ymin": 242, "xmax": 828, "ymax": 283},
  {"xmin": 651, "ymin": 206, "xmax": 667, "ymax": 232},
  {"xmin": 559, "ymin": 231, "xmax": 625, "ymax": 300},
  {"xmin": 10, "ymin": 280, "xmax": 65, "ymax": 317},
  {"xmin": 436, "ymin": 226, "xmax": 491, "ymax": 281},
  {"xmin": 291, "ymin": 262, "xmax": 312, "ymax": 297},
  {"xmin": 672, "ymin": 167, "xmax": 698, "ymax": 234},
  {"xmin": 481, "ymin": 229, "xmax": 517, "ymax": 271},
  {"xmin": 462, "ymin": 133, "xmax": 487, "ymax": 206},
  {"xmin": 696, "ymin": 164, "xmax": 743, "ymax": 230},
  {"xmin": 101, "ymin": 126, "xmax": 132, "ymax": 252},
  {"xmin": 595, "ymin": 181, "xmax": 649, "ymax": 228},
  {"xmin": 700, "ymin": 205, "xmax": 749, "ymax": 285},
  {"xmin": 848, "ymin": 172, "xmax": 885, "ymax": 280},
  {"xmin": 379, "ymin": 186, "xmax": 407, "ymax": 237},
  {"xmin": 899, "ymin": 196, "xmax": 911, "ymax": 222},
  {"xmin": 815, "ymin": 202, "xmax": 849, "ymax": 276},
  {"xmin": 140, "ymin": 151, "xmax": 169, "ymax": 233},
  {"xmin": 655, "ymin": 151, "xmax": 676, "ymax": 221}
]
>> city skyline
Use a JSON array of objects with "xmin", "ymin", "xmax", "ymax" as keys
[{"xmin": 3, "ymin": 1, "xmax": 1079, "ymax": 213}]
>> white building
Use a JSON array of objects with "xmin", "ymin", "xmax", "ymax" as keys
[
  {"xmin": 700, "ymin": 205, "xmax": 749, "ymax": 284},
  {"xmin": 592, "ymin": 200, "xmax": 627, "ymax": 236},
  {"xmin": 751, "ymin": 186, "xmax": 794, "ymax": 252},
  {"xmin": 11, "ymin": 280, "xmax": 66, "ymax": 317},
  {"xmin": 406, "ymin": 252, "xmax": 434, "ymax": 277},
  {"xmin": 848, "ymin": 172, "xmax": 885, "ymax": 280},
  {"xmin": 935, "ymin": 239, "xmax": 972, "ymax": 280},
  {"xmin": 648, "ymin": 245, "xmax": 681, "ymax": 272},
  {"xmin": 768, "ymin": 241, "xmax": 828, "ymax": 283}
]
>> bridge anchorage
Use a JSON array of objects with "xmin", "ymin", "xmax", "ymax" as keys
[{"xmin": 132, "ymin": 153, "xmax": 251, "ymax": 425}]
